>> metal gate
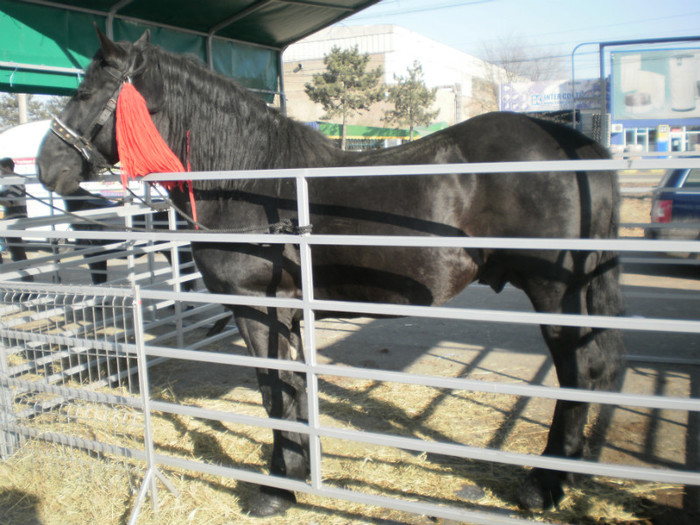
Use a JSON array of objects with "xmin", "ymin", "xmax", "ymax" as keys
[{"xmin": 1, "ymin": 158, "xmax": 699, "ymax": 524}]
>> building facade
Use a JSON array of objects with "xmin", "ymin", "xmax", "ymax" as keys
[{"xmin": 282, "ymin": 25, "xmax": 507, "ymax": 130}]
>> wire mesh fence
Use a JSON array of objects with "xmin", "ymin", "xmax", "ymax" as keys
[
  {"xmin": 0, "ymin": 284, "xmax": 179, "ymax": 524},
  {"xmin": 0, "ymin": 286, "xmax": 143, "ymax": 457}
]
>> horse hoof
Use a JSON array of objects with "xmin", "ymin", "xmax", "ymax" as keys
[
  {"xmin": 246, "ymin": 486, "xmax": 296, "ymax": 517},
  {"xmin": 518, "ymin": 469, "xmax": 565, "ymax": 510}
]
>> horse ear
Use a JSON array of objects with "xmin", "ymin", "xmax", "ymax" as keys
[
  {"xmin": 134, "ymin": 30, "xmax": 151, "ymax": 49},
  {"xmin": 95, "ymin": 24, "xmax": 125, "ymax": 61},
  {"xmin": 120, "ymin": 30, "xmax": 160, "ymax": 112}
]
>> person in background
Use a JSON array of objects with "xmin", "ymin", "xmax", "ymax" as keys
[{"xmin": 0, "ymin": 157, "xmax": 33, "ymax": 281}]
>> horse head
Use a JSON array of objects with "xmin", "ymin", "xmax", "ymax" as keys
[{"xmin": 37, "ymin": 27, "xmax": 163, "ymax": 195}]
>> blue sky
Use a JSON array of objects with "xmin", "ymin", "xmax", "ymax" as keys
[{"xmin": 338, "ymin": 0, "xmax": 700, "ymax": 79}]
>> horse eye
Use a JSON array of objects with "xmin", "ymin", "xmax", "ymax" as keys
[{"xmin": 76, "ymin": 89, "xmax": 93, "ymax": 101}]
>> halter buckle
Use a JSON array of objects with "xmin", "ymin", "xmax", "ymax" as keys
[{"xmin": 50, "ymin": 117, "xmax": 97, "ymax": 164}]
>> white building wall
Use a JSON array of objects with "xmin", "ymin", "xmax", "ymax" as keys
[
  {"xmin": 283, "ymin": 25, "xmax": 505, "ymax": 127},
  {"xmin": 285, "ymin": 25, "xmax": 493, "ymax": 96}
]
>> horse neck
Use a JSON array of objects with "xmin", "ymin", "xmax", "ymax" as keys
[{"xmin": 151, "ymin": 50, "xmax": 344, "ymax": 176}]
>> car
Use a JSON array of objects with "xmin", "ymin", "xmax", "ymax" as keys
[{"xmin": 645, "ymin": 167, "xmax": 700, "ymax": 257}]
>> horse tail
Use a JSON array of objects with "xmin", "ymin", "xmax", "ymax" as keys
[
  {"xmin": 582, "ymin": 215, "xmax": 625, "ymax": 458},
  {"xmin": 586, "ymin": 181, "xmax": 625, "ymax": 392}
]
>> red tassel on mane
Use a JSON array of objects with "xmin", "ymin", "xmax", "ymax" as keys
[
  {"xmin": 116, "ymin": 82, "xmax": 184, "ymax": 190},
  {"xmin": 116, "ymin": 82, "xmax": 198, "ymax": 224}
]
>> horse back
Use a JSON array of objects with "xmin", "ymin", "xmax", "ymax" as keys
[
  {"xmin": 304, "ymin": 112, "xmax": 618, "ymax": 304},
  {"xmin": 192, "ymin": 112, "xmax": 617, "ymax": 308}
]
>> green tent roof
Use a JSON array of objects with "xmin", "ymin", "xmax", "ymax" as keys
[{"xmin": 0, "ymin": 0, "xmax": 380, "ymax": 95}]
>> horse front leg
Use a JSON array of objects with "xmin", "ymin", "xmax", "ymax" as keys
[{"xmin": 233, "ymin": 305, "xmax": 309, "ymax": 516}]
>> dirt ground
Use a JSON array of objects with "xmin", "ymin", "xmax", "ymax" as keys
[{"xmin": 620, "ymin": 193, "xmax": 652, "ymax": 237}]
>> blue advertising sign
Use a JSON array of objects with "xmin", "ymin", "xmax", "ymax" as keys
[
  {"xmin": 500, "ymin": 79, "xmax": 601, "ymax": 112},
  {"xmin": 611, "ymin": 48, "xmax": 700, "ymax": 126}
]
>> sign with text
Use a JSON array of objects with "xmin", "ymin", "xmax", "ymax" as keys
[{"xmin": 500, "ymin": 79, "xmax": 601, "ymax": 112}]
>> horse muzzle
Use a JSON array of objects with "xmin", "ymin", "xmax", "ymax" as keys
[{"xmin": 37, "ymin": 158, "xmax": 84, "ymax": 196}]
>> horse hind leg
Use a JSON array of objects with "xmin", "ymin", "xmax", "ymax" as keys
[
  {"xmin": 88, "ymin": 259, "xmax": 108, "ymax": 284},
  {"xmin": 517, "ymin": 250, "xmax": 624, "ymax": 510}
]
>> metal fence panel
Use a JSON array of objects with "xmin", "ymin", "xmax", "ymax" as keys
[{"xmin": 0, "ymin": 158, "xmax": 698, "ymax": 523}]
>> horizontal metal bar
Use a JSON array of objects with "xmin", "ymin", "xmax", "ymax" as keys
[
  {"xmin": 142, "ymin": 345, "xmax": 700, "ymax": 412},
  {"xmin": 143, "ymin": 345, "xmax": 306, "ymax": 373},
  {"xmin": 0, "ymin": 202, "xmax": 172, "ymax": 231},
  {"xmin": 141, "ymin": 288, "xmax": 299, "ymax": 309},
  {"xmin": 150, "ymin": 399, "xmax": 308, "ymax": 435},
  {"xmin": 16, "ymin": 281, "xmax": 690, "ymax": 344},
  {"xmin": 627, "ymin": 354, "xmax": 700, "ymax": 366},
  {"xmin": 2, "ymin": 422, "xmax": 146, "ymax": 462},
  {"xmin": 322, "ymin": 426, "xmax": 700, "ymax": 486},
  {"xmin": 148, "ymin": 398, "xmax": 700, "ymax": 485},
  {"xmin": 1, "ymin": 376, "xmax": 141, "ymax": 409},
  {"xmin": 315, "ymin": 484, "xmax": 530, "ymax": 525},
  {"xmin": 1, "ymin": 328, "xmax": 136, "ymax": 356},
  {"xmin": 309, "ymin": 298, "xmax": 700, "ymax": 333},
  {"xmin": 314, "ymin": 363, "xmax": 700, "ymax": 412},
  {"xmin": 600, "ymin": 35, "xmax": 700, "ymax": 49},
  {"xmin": 0, "ymin": 59, "xmax": 83, "ymax": 75},
  {"xmin": 0, "ymin": 281, "xmax": 136, "ymax": 298},
  {"xmin": 154, "ymin": 453, "xmax": 532, "ymax": 525},
  {"xmin": 303, "ymin": 234, "xmax": 700, "ymax": 253},
  {"xmin": 139, "ymin": 287, "xmax": 700, "ymax": 335},
  {"xmin": 142, "ymin": 158, "xmax": 700, "ymax": 183},
  {"xmin": 5, "ymin": 226, "xmax": 698, "ymax": 255}
]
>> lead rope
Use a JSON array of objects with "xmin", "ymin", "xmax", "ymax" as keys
[{"xmin": 186, "ymin": 130, "xmax": 198, "ymax": 228}]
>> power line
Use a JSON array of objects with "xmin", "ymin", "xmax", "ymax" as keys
[
  {"xmin": 349, "ymin": 2, "xmax": 700, "ymax": 56},
  {"xmin": 351, "ymin": 0, "xmax": 498, "ymax": 20},
  {"xmin": 453, "ymin": 11, "xmax": 700, "ymax": 52}
]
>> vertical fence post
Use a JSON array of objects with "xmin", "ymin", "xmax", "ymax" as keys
[
  {"xmin": 0, "ymin": 339, "xmax": 19, "ymax": 459},
  {"xmin": 47, "ymin": 190, "xmax": 62, "ymax": 284},
  {"xmin": 295, "ymin": 170, "xmax": 323, "ymax": 490},
  {"xmin": 128, "ymin": 286, "xmax": 179, "ymax": 525},
  {"xmin": 125, "ymin": 192, "xmax": 137, "ymax": 290},
  {"xmin": 130, "ymin": 285, "xmax": 158, "ymax": 520},
  {"xmin": 167, "ymin": 205, "xmax": 184, "ymax": 349},
  {"xmin": 144, "ymin": 183, "xmax": 157, "ymax": 291}
]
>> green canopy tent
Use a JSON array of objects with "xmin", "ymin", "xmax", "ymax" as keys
[{"xmin": 0, "ymin": 0, "xmax": 380, "ymax": 108}]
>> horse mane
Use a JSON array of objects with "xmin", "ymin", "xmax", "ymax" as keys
[{"xmin": 141, "ymin": 43, "xmax": 344, "ymax": 191}]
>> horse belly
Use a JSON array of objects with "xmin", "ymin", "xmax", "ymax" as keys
[
  {"xmin": 312, "ymin": 244, "xmax": 478, "ymax": 307},
  {"xmin": 307, "ymin": 175, "xmax": 479, "ymax": 307}
]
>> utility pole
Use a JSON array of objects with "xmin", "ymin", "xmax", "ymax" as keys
[{"xmin": 17, "ymin": 93, "xmax": 28, "ymax": 124}]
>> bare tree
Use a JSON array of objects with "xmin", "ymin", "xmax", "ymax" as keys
[
  {"xmin": 471, "ymin": 35, "xmax": 567, "ymax": 113},
  {"xmin": 0, "ymin": 94, "xmax": 68, "ymax": 129}
]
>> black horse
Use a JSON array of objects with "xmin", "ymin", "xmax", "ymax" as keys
[
  {"xmin": 37, "ymin": 30, "xmax": 624, "ymax": 517},
  {"xmin": 62, "ymin": 187, "xmax": 196, "ymax": 288}
]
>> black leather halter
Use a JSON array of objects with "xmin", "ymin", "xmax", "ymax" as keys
[{"xmin": 50, "ymin": 65, "xmax": 132, "ymax": 168}]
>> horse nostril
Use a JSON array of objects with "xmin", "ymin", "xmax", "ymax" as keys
[{"xmin": 38, "ymin": 164, "xmax": 72, "ymax": 193}]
